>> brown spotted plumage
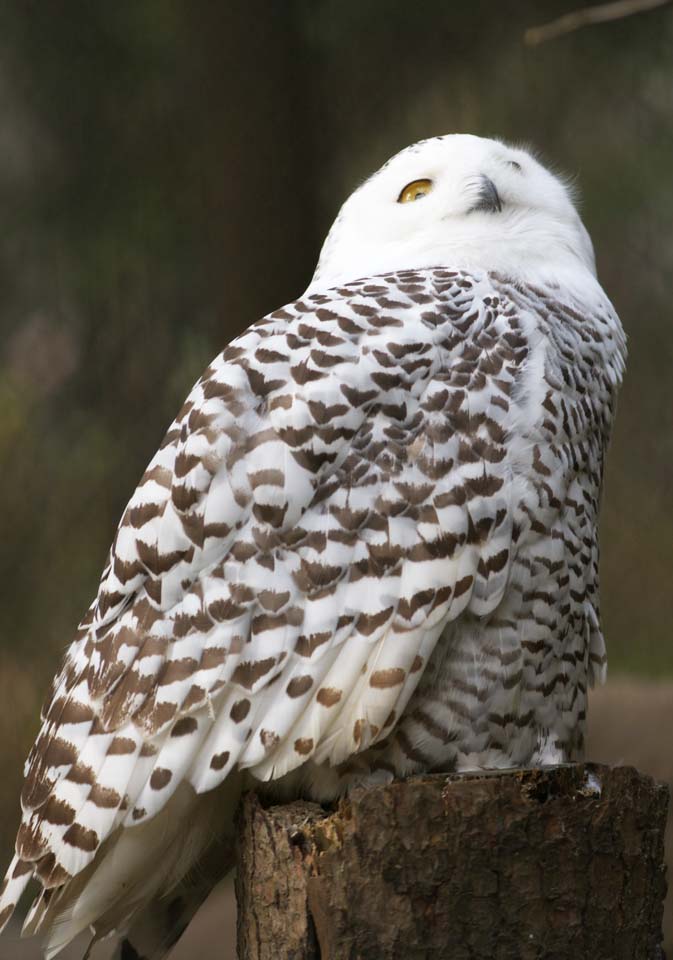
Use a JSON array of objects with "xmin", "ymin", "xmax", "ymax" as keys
[{"xmin": 0, "ymin": 135, "xmax": 625, "ymax": 959}]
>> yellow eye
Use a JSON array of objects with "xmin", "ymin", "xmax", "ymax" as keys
[{"xmin": 397, "ymin": 178, "xmax": 433, "ymax": 203}]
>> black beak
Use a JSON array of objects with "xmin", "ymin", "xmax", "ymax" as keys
[{"xmin": 470, "ymin": 175, "xmax": 502, "ymax": 214}]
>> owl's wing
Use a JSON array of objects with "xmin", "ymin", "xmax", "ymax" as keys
[{"xmin": 0, "ymin": 268, "xmax": 528, "ymax": 932}]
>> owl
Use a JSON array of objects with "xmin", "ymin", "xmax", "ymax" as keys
[{"xmin": 0, "ymin": 135, "xmax": 625, "ymax": 959}]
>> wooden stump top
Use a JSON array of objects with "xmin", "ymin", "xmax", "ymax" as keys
[{"xmin": 235, "ymin": 764, "xmax": 669, "ymax": 960}]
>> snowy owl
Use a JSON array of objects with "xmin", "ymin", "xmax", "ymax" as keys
[{"xmin": 0, "ymin": 134, "xmax": 625, "ymax": 959}]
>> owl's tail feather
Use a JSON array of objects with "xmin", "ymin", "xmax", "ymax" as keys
[
  {"xmin": 107, "ymin": 839, "xmax": 236, "ymax": 960},
  {"xmin": 30, "ymin": 777, "xmax": 240, "ymax": 960},
  {"xmin": 0, "ymin": 854, "xmax": 34, "ymax": 934}
]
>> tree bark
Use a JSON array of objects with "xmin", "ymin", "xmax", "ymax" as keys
[{"xmin": 235, "ymin": 764, "xmax": 669, "ymax": 960}]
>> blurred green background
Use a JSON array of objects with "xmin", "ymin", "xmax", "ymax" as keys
[{"xmin": 0, "ymin": 1, "xmax": 671, "ymax": 956}]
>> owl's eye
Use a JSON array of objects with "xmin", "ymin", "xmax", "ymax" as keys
[{"xmin": 397, "ymin": 179, "xmax": 433, "ymax": 204}]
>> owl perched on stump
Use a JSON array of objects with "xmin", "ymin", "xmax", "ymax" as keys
[{"xmin": 0, "ymin": 135, "xmax": 625, "ymax": 959}]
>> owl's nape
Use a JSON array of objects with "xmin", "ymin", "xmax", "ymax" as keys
[{"xmin": 0, "ymin": 136, "xmax": 625, "ymax": 960}]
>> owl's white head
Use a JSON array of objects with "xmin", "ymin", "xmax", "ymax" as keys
[{"xmin": 308, "ymin": 134, "xmax": 597, "ymax": 293}]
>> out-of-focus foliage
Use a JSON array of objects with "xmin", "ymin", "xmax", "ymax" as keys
[{"xmin": 0, "ymin": 0, "xmax": 671, "ymax": 939}]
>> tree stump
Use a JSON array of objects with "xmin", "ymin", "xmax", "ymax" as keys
[{"xmin": 235, "ymin": 764, "xmax": 669, "ymax": 960}]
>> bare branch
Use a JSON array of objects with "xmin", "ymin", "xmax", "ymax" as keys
[{"xmin": 524, "ymin": 0, "xmax": 672, "ymax": 46}]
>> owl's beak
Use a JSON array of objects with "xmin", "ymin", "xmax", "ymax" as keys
[{"xmin": 469, "ymin": 175, "xmax": 502, "ymax": 214}]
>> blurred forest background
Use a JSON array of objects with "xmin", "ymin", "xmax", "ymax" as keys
[{"xmin": 0, "ymin": 1, "xmax": 671, "ymax": 957}]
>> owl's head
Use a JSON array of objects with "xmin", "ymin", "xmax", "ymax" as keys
[{"xmin": 308, "ymin": 135, "xmax": 596, "ymax": 292}]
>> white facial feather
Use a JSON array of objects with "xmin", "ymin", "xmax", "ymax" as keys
[{"xmin": 309, "ymin": 134, "xmax": 596, "ymax": 292}]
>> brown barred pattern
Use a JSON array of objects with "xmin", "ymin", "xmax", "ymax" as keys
[{"xmin": 0, "ymin": 264, "xmax": 625, "ymax": 955}]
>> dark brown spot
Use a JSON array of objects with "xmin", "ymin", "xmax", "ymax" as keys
[
  {"xmin": 108, "ymin": 736, "xmax": 137, "ymax": 755},
  {"xmin": 356, "ymin": 607, "xmax": 393, "ymax": 637},
  {"xmin": 258, "ymin": 589, "xmax": 290, "ymax": 613},
  {"xmin": 188, "ymin": 408, "xmax": 216, "ymax": 432},
  {"xmin": 63, "ymin": 823, "xmax": 98, "ymax": 852},
  {"xmin": 183, "ymin": 684, "xmax": 206, "ymax": 710},
  {"xmin": 230, "ymin": 658, "xmax": 276, "ymax": 689},
  {"xmin": 203, "ymin": 521, "xmax": 231, "ymax": 540},
  {"xmin": 353, "ymin": 719, "xmax": 366, "ymax": 745},
  {"xmin": 253, "ymin": 502, "xmax": 288, "ymax": 527},
  {"xmin": 142, "ymin": 465, "xmax": 172, "ymax": 489},
  {"xmin": 37, "ymin": 851, "xmax": 72, "ymax": 886},
  {"xmin": 128, "ymin": 501, "xmax": 164, "ymax": 528},
  {"xmin": 132, "ymin": 807, "xmax": 147, "ymax": 821},
  {"xmin": 208, "ymin": 598, "xmax": 247, "ymax": 622},
  {"xmin": 294, "ymin": 556, "xmax": 343, "ymax": 593},
  {"xmin": 371, "ymin": 371, "xmax": 403, "ymax": 391},
  {"xmin": 40, "ymin": 857, "xmax": 68, "ymax": 889},
  {"xmin": 136, "ymin": 540, "xmax": 194, "ymax": 577},
  {"xmin": 210, "ymin": 751, "xmax": 230, "ymax": 771},
  {"xmin": 255, "ymin": 347, "xmax": 288, "ymax": 364},
  {"xmin": 393, "ymin": 482, "xmax": 433, "ymax": 505},
  {"xmin": 249, "ymin": 469, "xmax": 284, "ymax": 488},
  {"xmin": 478, "ymin": 548, "xmax": 510, "ymax": 577},
  {"xmin": 136, "ymin": 700, "xmax": 176, "ymax": 732},
  {"xmin": 89, "ymin": 784, "xmax": 122, "ymax": 808},
  {"xmin": 287, "ymin": 675, "xmax": 313, "ymax": 698},
  {"xmin": 171, "ymin": 717, "xmax": 198, "ymax": 737},
  {"xmin": 174, "ymin": 452, "xmax": 201, "ymax": 478},
  {"xmin": 330, "ymin": 505, "xmax": 368, "ymax": 531},
  {"xmin": 246, "ymin": 367, "xmax": 285, "ymax": 397},
  {"xmin": 149, "ymin": 768, "xmax": 172, "ymax": 790},
  {"xmin": 112, "ymin": 557, "xmax": 147, "ymax": 583},
  {"xmin": 340, "ymin": 384, "xmax": 378, "ymax": 407},
  {"xmin": 201, "ymin": 647, "xmax": 227, "ymax": 670},
  {"xmin": 291, "ymin": 361, "xmax": 326, "ymax": 385},
  {"xmin": 59, "ymin": 700, "xmax": 95, "ymax": 725},
  {"xmin": 252, "ymin": 610, "xmax": 299, "ymax": 635},
  {"xmin": 317, "ymin": 687, "xmax": 342, "ymax": 707},
  {"xmin": 532, "ymin": 445, "xmax": 551, "ymax": 477},
  {"xmin": 294, "ymin": 737, "xmax": 314, "ymax": 755},
  {"xmin": 268, "ymin": 393, "xmax": 293, "ymax": 411},
  {"xmin": 454, "ymin": 575, "xmax": 474, "ymax": 598},
  {"xmin": 278, "ymin": 425, "xmax": 313, "ymax": 447},
  {"xmin": 97, "ymin": 589, "xmax": 127, "ymax": 618},
  {"xmin": 398, "ymin": 590, "xmax": 435, "ymax": 621},
  {"xmin": 42, "ymin": 797, "xmax": 76, "ymax": 826},
  {"xmin": 17, "ymin": 822, "xmax": 46, "ymax": 860},
  {"xmin": 135, "ymin": 635, "xmax": 167, "ymax": 661},
  {"xmin": 172, "ymin": 612, "xmax": 196, "ymax": 638},
  {"xmin": 295, "ymin": 632, "xmax": 331, "ymax": 658},
  {"xmin": 43, "ymin": 737, "xmax": 78, "ymax": 769},
  {"xmin": 145, "ymin": 577, "xmax": 162, "ymax": 604},
  {"xmin": 290, "ymin": 447, "xmax": 337, "ymax": 473},
  {"xmin": 66, "ymin": 762, "xmax": 96, "ymax": 785},
  {"xmin": 202, "ymin": 378, "xmax": 236, "ymax": 401},
  {"xmin": 370, "ymin": 668, "xmax": 405, "ymax": 689},
  {"xmin": 158, "ymin": 658, "xmax": 199, "ymax": 686},
  {"xmin": 230, "ymin": 699, "xmax": 251, "ymax": 723},
  {"xmin": 12, "ymin": 859, "xmax": 32, "ymax": 879}
]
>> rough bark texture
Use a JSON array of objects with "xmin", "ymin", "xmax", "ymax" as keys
[{"xmin": 235, "ymin": 764, "xmax": 669, "ymax": 960}]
